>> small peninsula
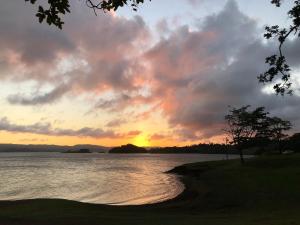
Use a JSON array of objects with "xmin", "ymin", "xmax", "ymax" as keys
[{"xmin": 109, "ymin": 144, "xmax": 147, "ymax": 153}]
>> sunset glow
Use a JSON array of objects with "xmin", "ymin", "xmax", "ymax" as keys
[
  {"xmin": 0, "ymin": 0, "xmax": 298, "ymax": 147},
  {"xmin": 133, "ymin": 135, "xmax": 150, "ymax": 147}
]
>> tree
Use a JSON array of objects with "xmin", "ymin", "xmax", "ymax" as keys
[
  {"xmin": 224, "ymin": 106, "xmax": 268, "ymax": 163},
  {"xmin": 288, "ymin": 133, "xmax": 300, "ymax": 152},
  {"xmin": 267, "ymin": 116, "xmax": 292, "ymax": 154},
  {"xmin": 25, "ymin": 0, "xmax": 149, "ymax": 29},
  {"xmin": 225, "ymin": 105, "xmax": 293, "ymax": 160},
  {"xmin": 250, "ymin": 108, "xmax": 273, "ymax": 153},
  {"xmin": 259, "ymin": 0, "xmax": 300, "ymax": 95}
]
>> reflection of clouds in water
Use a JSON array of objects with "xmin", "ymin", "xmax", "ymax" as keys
[{"xmin": 0, "ymin": 153, "xmax": 237, "ymax": 205}]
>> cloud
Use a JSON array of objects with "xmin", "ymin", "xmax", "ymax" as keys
[
  {"xmin": 0, "ymin": 0, "xmax": 150, "ymax": 105},
  {"xmin": 186, "ymin": 0, "xmax": 204, "ymax": 6},
  {"xmin": 91, "ymin": 91, "xmax": 153, "ymax": 113},
  {"xmin": 126, "ymin": 130, "xmax": 142, "ymax": 136},
  {"xmin": 1, "ymin": 0, "xmax": 300, "ymax": 143},
  {"xmin": 149, "ymin": 133, "xmax": 169, "ymax": 141},
  {"xmin": 106, "ymin": 119, "xmax": 127, "ymax": 127},
  {"xmin": 0, "ymin": 117, "xmax": 119, "ymax": 139},
  {"xmin": 0, "ymin": 117, "xmax": 143, "ymax": 140},
  {"xmin": 7, "ymin": 83, "xmax": 70, "ymax": 105},
  {"xmin": 143, "ymin": 0, "xmax": 300, "ymax": 141},
  {"xmin": 0, "ymin": 2, "xmax": 75, "ymax": 66},
  {"xmin": 94, "ymin": 93, "xmax": 132, "ymax": 111}
]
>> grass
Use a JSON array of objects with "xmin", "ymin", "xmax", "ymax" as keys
[{"xmin": 1, "ymin": 154, "xmax": 300, "ymax": 225}]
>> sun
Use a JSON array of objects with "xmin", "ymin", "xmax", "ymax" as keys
[{"xmin": 133, "ymin": 135, "xmax": 150, "ymax": 147}]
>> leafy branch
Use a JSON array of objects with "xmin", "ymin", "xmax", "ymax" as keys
[
  {"xmin": 25, "ymin": 0, "xmax": 150, "ymax": 29},
  {"xmin": 259, "ymin": 0, "xmax": 300, "ymax": 95}
]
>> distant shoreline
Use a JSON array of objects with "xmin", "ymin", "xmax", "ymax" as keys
[
  {"xmin": 0, "ymin": 143, "xmax": 254, "ymax": 155},
  {"xmin": 0, "ymin": 151, "xmax": 253, "ymax": 156}
]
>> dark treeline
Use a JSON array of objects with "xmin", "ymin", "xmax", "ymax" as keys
[
  {"xmin": 149, "ymin": 133, "xmax": 300, "ymax": 155},
  {"xmin": 279, "ymin": 133, "xmax": 300, "ymax": 153},
  {"xmin": 238, "ymin": 132, "xmax": 300, "ymax": 155},
  {"xmin": 0, "ymin": 144, "xmax": 109, "ymax": 153},
  {"xmin": 149, "ymin": 144, "xmax": 237, "ymax": 154}
]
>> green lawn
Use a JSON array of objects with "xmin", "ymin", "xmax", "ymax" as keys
[{"xmin": 1, "ymin": 154, "xmax": 300, "ymax": 225}]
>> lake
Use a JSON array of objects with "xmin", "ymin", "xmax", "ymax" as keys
[{"xmin": 0, "ymin": 153, "xmax": 236, "ymax": 205}]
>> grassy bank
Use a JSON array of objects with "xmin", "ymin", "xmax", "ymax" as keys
[{"xmin": 1, "ymin": 154, "xmax": 300, "ymax": 225}]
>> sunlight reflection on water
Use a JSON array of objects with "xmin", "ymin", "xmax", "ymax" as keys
[{"xmin": 0, "ymin": 153, "xmax": 236, "ymax": 205}]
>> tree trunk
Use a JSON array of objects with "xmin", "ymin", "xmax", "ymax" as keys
[
  {"xmin": 278, "ymin": 140, "xmax": 283, "ymax": 154},
  {"xmin": 238, "ymin": 147, "xmax": 245, "ymax": 164}
]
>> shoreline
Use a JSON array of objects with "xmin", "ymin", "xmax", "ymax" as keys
[
  {"xmin": 0, "ymin": 153, "xmax": 234, "ymax": 207},
  {"xmin": 0, "ymin": 160, "xmax": 203, "ymax": 208},
  {"xmin": 1, "ymin": 154, "xmax": 300, "ymax": 225}
]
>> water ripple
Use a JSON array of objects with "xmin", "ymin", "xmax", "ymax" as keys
[{"xmin": 0, "ymin": 153, "xmax": 236, "ymax": 205}]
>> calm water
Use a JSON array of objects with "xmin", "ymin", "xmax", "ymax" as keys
[{"xmin": 0, "ymin": 153, "xmax": 234, "ymax": 205}]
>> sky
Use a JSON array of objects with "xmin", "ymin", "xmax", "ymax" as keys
[{"xmin": 0, "ymin": 0, "xmax": 299, "ymax": 147}]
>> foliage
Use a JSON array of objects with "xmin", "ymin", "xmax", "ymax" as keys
[
  {"xmin": 85, "ymin": 0, "xmax": 148, "ymax": 12},
  {"xmin": 25, "ymin": 0, "xmax": 70, "ymax": 29},
  {"xmin": 259, "ymin": 0, "xmax": 300, "ymax": 95},
  {"xmin": 224, "ymin": 105, "xmax": 292, "ymax": 162},
  {"xmin": 25, "ymin": 0, "xmax": 149, "ymax": 29},
  {"xmin": 224, "ymin": 106, "xmax": 268, "ymax": 146},
  {"xmin": 267, "ymin": 116, "xmax": 292, "ymax": 153},
  {"xmin": 287, "ymin": 132, "xmax": 300, "ymax": 152}
]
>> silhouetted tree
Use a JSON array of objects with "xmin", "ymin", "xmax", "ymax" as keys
[
  {"xmin": 267, "ymin": 116, "xmax": 292, "ymax": 154},
  {"xmin": 224, "ymin": 106, "xmax": 268, "ymax": 163},
  {"xmin": 251, "ymin": 108, "xmax": 272, "ymax": 153},
  {"xmin": 225, "ymin": 105, "xmax": 293, "ymax": 159},
  {"xmin": 287, "ymin": 133, "xmax": 300, "ymax": 152},
  {"xmin": 259, "ymin": 0, "xmax": 300, "ymax": 95}
]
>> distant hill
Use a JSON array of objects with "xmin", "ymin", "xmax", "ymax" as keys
[
  {"xmin": 63, "ymin": 148, "xmax": 92, "ymax": 153},
  {"xmin": 0, "ymin": 144, "xmax": 110, "ymax": 153},
  {"xmin": 109, "ymin": 144, "xmax": 148, "ymax": 153},
  {"xmin": 73, "ymin": 145, "xmax": 110, "ymax": 153}
]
